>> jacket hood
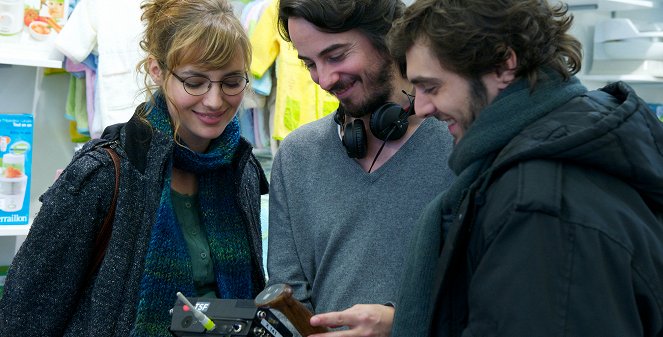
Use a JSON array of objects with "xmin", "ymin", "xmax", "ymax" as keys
[{"xmin": 494, "ymin": 81, "xmax": 663, "ymax": 210}]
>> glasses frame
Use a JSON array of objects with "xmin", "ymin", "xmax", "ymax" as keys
[{"xmin": 170, "ymin": 70, "xmax": 250, "ymax": 97}]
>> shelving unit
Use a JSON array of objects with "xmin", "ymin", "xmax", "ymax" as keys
[
  {"xmin": 579, "ymin": 74, "xmax": 663, "ymax": 84},
  {"xmin": 565, "ymin": 0, "xmax": 659, "ymax": 10},
  {"xmin": 0, "ymin": 45, "xmax": 65, "ymax": 69},
  {"xmin": 0, "ymin": 38, "xmax": 72, "ymax": 265},
  {"xmin": 0, "ymin": 224, "xmax": 31, "ymax": 236},
  {"xmin": 0, "ymin": 219, "xmax": 31, "ymax": 263},
  {"xmin": 0, "ymin": 64, "xmax": 71, "ymax": 263},
  {"xmin": 0, "ymin": 19, "xmax": 66, "ymax": 69},
  {"xmin": 565, "ymin": 0, "xmax": 663, "ymax": 104}
]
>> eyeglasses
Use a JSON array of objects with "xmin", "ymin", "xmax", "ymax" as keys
[{"xmin": 170, "ymin": 71, "xmax": 249, "ymax": 96}]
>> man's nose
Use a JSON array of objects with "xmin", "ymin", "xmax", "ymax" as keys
[
  {"xmin": 316, "ymin": 65, "xmax": 339, "ymax": 92},
  {"xmin": 414, "ymin": 94, "xmax": 434, "ymax": 118}
]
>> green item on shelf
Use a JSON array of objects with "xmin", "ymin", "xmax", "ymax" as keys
[{"xmin": 0, "ymin": 265, "xmax": 8, "ymax": 299}]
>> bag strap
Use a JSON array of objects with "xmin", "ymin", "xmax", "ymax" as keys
[{"xmin": 84, "ymin": 144, "xmax": 121, "ymax": 285}]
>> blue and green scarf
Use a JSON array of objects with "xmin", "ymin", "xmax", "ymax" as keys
[{"xmin": 131, "ymin": 93, "xmax": 254, "ymax": 336}]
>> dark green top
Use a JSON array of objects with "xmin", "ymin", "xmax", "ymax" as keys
[{"xmin": 171, "ymin": 189, "xmax": 216, "ymax": 298}]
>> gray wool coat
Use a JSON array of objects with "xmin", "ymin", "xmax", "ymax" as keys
[{"xmin": 0, "ymin": 113, "xmax": 268, "ymax": 336}]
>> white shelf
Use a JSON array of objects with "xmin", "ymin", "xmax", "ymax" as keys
[
  {"xmin": 0, "ymin": 28, "xmax": 64, "ymax": 68},
  {"xmin": 564, "ymin": 0, "xmax": 659, "ymax": 10},
  {"xmin": 0, "ymin": 49, "xmax": 64, "ymax": 68},
  {"xmin": 579, "ymin": 74, "xmax": 663, "ymax": 83},
  {"xmin": 0, "ymin": 224, "xmax": 31, "ymax": 236}
]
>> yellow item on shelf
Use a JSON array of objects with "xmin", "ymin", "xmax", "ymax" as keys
[
  {"xmin": 69, "ymin": 121, "xmax": 91, "ymax": 143},
  {"xmin": 43, "ymin": 68, "xmax": 67, "ymax": 76}
]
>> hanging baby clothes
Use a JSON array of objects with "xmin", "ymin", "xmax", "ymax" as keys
[
  {"xmin": 238, "ymin": 0, "xmax": 272, "ymax": 150},
  {"xmin": 250, "ymin": 0, "xmax": 338, "ymax": 141},
  {"xmin": 54, "ymin": 0, "xmax": 144, "ymax": 138},
  {"xmin": 63, "ymin": 56, "xmax": 97, "ymax": 138}
]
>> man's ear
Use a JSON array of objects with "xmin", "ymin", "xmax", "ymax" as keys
[
  {"xmin": 495, "ymin": 49, "xmax": 517, "ymax": 90},
  {"xmin": 147, "ymin": 56, "xmax": 164, "ymax": 86}
]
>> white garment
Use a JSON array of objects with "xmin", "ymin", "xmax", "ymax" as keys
[{"xmin": 55, "ymin": 0, "xmax": 144, "ymax": 138}]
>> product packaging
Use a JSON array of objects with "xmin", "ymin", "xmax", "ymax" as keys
[
  {"xmin": 648, "ymin": 103, "xmax": 663, "ymax": 122},
  {"xmin": 0, "ymin": 114, "xmax": 33, "ymax": 225}
]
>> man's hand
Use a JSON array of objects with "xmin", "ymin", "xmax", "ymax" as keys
[{"xmin": 307, "ymin": 304, "xmax": 394, "ymax": 337}]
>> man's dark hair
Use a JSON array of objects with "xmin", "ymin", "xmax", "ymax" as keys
[
  {"xmin": 278, "ymin": 0, "xmax": 405, "ymax": 57},
  {"xmin": 388, "ymin": 0, "xmax": 583, "ymax": 86}
]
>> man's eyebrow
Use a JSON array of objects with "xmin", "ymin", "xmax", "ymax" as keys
[
  {"xmin": 298, "ymin": 43, "xmax": 352, "ymax": 61},
  {"xmin": 409, "ymin": 76, "xmax": 440, "ymax": 85}
]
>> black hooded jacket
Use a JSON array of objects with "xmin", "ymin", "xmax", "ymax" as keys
[{"xmin": 393, "ymin": 82, "xmax": 663, "ymax": 337}]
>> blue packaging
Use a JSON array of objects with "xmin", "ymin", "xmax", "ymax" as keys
[
  {"xmin": 647, "ymin": 104, "xmax": 663, "ymax": 122},
  {"xmin": 0, "ymin": 114, "xmax": 33, "ymax": 225}
]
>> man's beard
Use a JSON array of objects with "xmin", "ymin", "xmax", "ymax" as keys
[
  {"xmin": 335, "ymin": 56, "xmax": 394, "ymax": 119},
  {"xmin": 462, "ymin": 76, "xmax": 490, "ymax": 131}
]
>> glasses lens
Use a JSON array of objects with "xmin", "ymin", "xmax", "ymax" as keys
[
  {"xmin": 182, "ymin": 76, "xmax": 211, "ymax": 96},
  {"xmin": 222, "ymin": 76, "xmax": 248, "ymax": 96}
]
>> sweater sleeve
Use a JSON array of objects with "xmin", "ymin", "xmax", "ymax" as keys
[
  {"xmin": 266, "ymin": 147, "xmax": 314, "ymax": 310},
  {"xmin": 0, "ymin": 147, "xmax": 115, "ymax": 336}
]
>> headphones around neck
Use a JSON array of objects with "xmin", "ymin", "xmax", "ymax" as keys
[{"xmin": 334, "ymin": 94, "xmax": 415, "ymax": 159}]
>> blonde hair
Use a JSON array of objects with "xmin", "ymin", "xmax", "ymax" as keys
[{"xmin": 137, "ymin": 0, "xmax": 251, "ymax": 130}]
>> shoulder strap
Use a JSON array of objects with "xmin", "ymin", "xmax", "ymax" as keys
[{"xmin": 84, "ymin": 144, "xmax": 121, "ymax": 285}]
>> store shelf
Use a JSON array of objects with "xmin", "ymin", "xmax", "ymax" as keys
[
  {"xmin": 0, "ymin": 51, "xmax": 63, "ymax": 69},
  {"xmin": 0, "ymin": 45, "xmax": 64, "ymax": 68},
  {"xmin": 0, "ymin": 28, "xmax": 64, "ymax": 68},
  {"xmin": 579, "ymin": 74, "xmax": 663, "ymax": 83},
  {"xmin": 0, "ymin": 224, "xmax": 31, "ymax": 236},
  {"xmin": 564, "ymin": 0, "xmax": 659, "ymax": 10}
]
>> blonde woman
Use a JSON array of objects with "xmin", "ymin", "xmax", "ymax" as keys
[{"xmin": 0, "ymin": 0, "xmax": 267, "ymax": 335}]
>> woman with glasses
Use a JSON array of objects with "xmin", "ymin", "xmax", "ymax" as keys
[{"xmin": 0, "ymin": 0, "xmax": 267, "ymax": 336}]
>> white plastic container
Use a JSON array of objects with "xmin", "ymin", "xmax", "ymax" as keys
[{"xmin": 0, "ymin": 0, "xmax": 24, "ymax": 36}]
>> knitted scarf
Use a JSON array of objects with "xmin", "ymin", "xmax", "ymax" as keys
[
  {"xmin": 441, "ymin": 70, "xmax": 587, "ymax": 230},
  {"xmin": 131, "ymin": 93, "xmax": 254, "ymax": 337}
]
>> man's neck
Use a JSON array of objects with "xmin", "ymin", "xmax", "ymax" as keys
[{"xmin": 389, "ymin": 76, "xmax": 415, "ymax": 108}]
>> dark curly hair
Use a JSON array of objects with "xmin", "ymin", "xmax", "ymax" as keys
[
  {"xmin": 278, "ymin": 0, "xmax": 405, "ymax": 58},
  {"xmin": 388, "ymin": 0, "xmax": 582, "ymax": 87}
]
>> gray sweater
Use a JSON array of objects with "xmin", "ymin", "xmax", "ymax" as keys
[
  {"xmin": 0, "ymin": 114, "xmax": 268, "ymax": 336},
  {"xmin": 267, "ymin": 114, "xmax": 454, "ymax": 317}
]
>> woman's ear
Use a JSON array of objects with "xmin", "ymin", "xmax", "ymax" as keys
[{"xmin": 147, "ymin": 56, "xmax": 164, "ymax": 85}]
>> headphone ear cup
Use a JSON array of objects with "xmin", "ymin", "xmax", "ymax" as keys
[
  {"xmin": 333, "ymin": 109, "xmax": 343, "ymax": 125},
  {"xmin": 342, "ymin": 119, "xmax": 367, "ymax": 159},
  {"xmin": 369, "ymin": 103, "xmax": 409, "ymax": 141}
]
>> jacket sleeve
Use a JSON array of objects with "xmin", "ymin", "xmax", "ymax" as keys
[
  {"xmin": 0, "ymin": 147, "xmax": 116, "ymax": 336},
  {"xmin": 238, "ymin": 152, "xmax": 269, "ymax": 295},
  {"xmin": 391, "ymin": 193, "xmax": 445, "ymax": 337},
  {"xmin": 266, "ymin": 149, "xmax": 313, "ymax": 310}
]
